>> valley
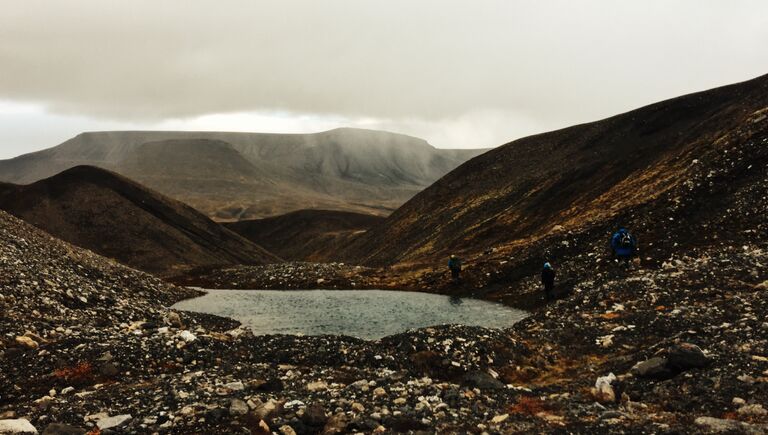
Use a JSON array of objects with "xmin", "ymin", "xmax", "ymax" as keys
[{"xmin": 0, "ymin": 75, "xmax": 767, "ymax": 434}]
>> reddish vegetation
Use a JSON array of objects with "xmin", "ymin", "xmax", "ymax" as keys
[
  {"xmin": 510, "ymin": 396, "xmax": 550, "ymax": 415},
  {"xmin": 54, "ymin": 362, "xmax": 94, "ymax": 385}
]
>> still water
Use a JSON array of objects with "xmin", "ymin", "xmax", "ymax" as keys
[{"xmin": 173, "ymin": 289, "xmax": 527, "ymax": 340}]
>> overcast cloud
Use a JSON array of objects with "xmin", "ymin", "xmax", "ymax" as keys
[{"xmin": 0, "ymin": 0, "xmax": 767, "ymax": 158}]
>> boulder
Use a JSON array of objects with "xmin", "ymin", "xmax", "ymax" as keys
[
  {"xmin": 229, "ymin": 399, "xmax": 249, "ymax": 416},
  {"xmin": 667, "ymin": 343, "xmax": 709, "ymax": 370},
  {"xmin": 14, "ymin": 336, "xmax": 38, "ymax": 350},
  {"xmin": 460, "ymin": 371, "xmax": 504, "ymax": 390},
  {"xmin": 306, "ymin": 381, "xmax": 328, "ymax": 392},
  {"xmin": 302, "ymin": 403, "xmax": 327, "ymax": 427},
  {"xmin": 593, "ymin": 373, "xmax": 616, "ymax": 403},
  {"xmin": 41, "ymin": 423, "xmax": 85, "ymax": 435},
  {"xmin": 99, "ymin": 362, "xmax": 119, "ymax": 378},
  {"xmin": 96, "ymin": 414, "xmax": 132, "ymax": 431},
  {"xmin": 322, "ymin": 413, "xmax": 348, "ymax": 435},
  {"xmin": 737, "ymin": 404, "xmax": 767, "ymax": 416},
  {"xmin": 0, "ymin": 419, "xmax": 38, "ymax": 434},
  {"xmin": 630, "ymin": 357, "xmax": 673, "ymax": 379}
]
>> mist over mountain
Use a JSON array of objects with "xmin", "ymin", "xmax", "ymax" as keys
[
  {"xmin": 0, "ymin": 165, "xmax": 280, "ymax": 276},
  {"xmin": 0, "ymin": 128, "xmax": 486, "ymax": 219},
  {"xmin": 338, "ymin": 73, "xmax": 768, "ymax": 270}
]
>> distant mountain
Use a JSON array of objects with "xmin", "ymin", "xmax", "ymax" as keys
[
  {"xmin": 0, "ymin": 128, "xmax": 487, "ymax": 220},
  {"xmin": 339, "ymin": 73, "xmax": 768, "ymax": 270},
  {"xmin": 0, "ymin": 166, "xmax": 280, "ymax": 276},
  {"xmin": 224, "ymin": 209, "xmax": 384, "ymax": 261}
]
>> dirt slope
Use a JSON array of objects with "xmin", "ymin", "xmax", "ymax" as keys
[
  {"xmin": 0, "ymin": 128, "xmax": 487, "ymax": 219},
  {"xmin": 225, "ymin": 209, "xmax": 384, "ymax": 261},
  {"xmin": 0, "ymin": 165, "xmax": 280, "ymax": 276},
  {"xmin": 340, "ymin": 73, "xmax": 768, "ymax": 271}
]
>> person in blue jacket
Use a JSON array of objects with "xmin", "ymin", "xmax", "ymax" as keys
[
  {"xmin": 448, "ymin": 255, "xmax": 462, "ymax": 283},
  {"xmin": 611, "ymin": 227, "xmax": 637, "ymax": 265}
]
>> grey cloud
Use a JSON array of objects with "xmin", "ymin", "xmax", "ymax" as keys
[{"xmin": 0, "ymin": 1, "xmax": 767, "ymax": 139}]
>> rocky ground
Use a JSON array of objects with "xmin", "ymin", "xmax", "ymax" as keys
[
  {"xmin": 171, "ymin": 263, "xmax": 379, "ymax": 291},
  {"xmin": 2, "ymin": 121, "xmax": 768, "ymax": 433},
  {"xmin": 3, "ymin": 210, "xmax": 768, "ymax": 435}
]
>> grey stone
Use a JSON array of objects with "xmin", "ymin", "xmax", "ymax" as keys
[
  {"xmin": 694, "ymin": 416, "xmax": 764, "ymax": 434},
  {"xmin": 96, "ymin": 415, "xmax": 132, "ymax": 431},
  {"xmin": 630, "ymin": 357, "xmax": 673, "ymax": 378},
  {"xmin": 230, "ymin": 399, "xmax": 249, "ymax": 416},
  {"xmin": 460, "ymin": 371, "xmax": 504, "ymax": 390},
  {"xmin": 41, "ymin": 423, "xmax": 85, "ymax": 435},
  {"xmin": 667, "ymin": 343, "xmax": 709, "ymax": 370},
  {"xmin": 302, "ymin": 403, "xmax": 327, "ymax": 427}
]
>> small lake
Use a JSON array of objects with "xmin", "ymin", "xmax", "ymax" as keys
[{"xmin": 173, "ymin": 289, "xmax": 527, "ymax": 340}]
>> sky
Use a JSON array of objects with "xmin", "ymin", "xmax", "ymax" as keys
[{"xmin": 0, "ymin": 0, "xmax": 767, "ymax": 159}]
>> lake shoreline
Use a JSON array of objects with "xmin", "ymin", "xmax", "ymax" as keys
[{"xmin": 172, "ymin": 289, "xmax": 528, "ymax": 341}]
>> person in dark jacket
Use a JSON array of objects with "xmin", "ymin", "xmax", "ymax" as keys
[
  {"xmin": 541, "ymin": 262, "xmax": 556, "ymax": 301},
  {"xmin": 611, "ymin": 227, "xmax": 637, "ymax": 266},
  {"xmin": 448, "ymin": 255, "xmax": 462, "ymax": 283}
]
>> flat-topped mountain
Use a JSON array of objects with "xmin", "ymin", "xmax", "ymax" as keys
[
  {"xmin": 0, "ymin": 165, "xmax": 280, "ymax": 276},
  {"xmin": 0, "ymin": 128, "xmax": 487, "ymax": 219}
]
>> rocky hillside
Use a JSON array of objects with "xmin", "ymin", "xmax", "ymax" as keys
[
  {"xmin": 0, "ymin": 166, "xmax": 279, "ymax": 276},
  {"xmin": 340, "ymin": 74, "xmax": 768, "ymax": 273},
  {"xmin": 2, "ymin": 200, "xmax": 768, "ymax": 433},
  {"xmin": 0, "ymin": 128, "xmax": 486, "ymax": 219},
  {"xmin": 225, "ymin": 209, "xmax": 384, "ymax": 261}
]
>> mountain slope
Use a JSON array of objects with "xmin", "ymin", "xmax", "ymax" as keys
[
  {"xmin": 224, "ymin": 209, "xmax": 384, "ymax": 261},
  {"xmin": 339, "ymin": 73, "xmax": 768, "ymax": 269},
  {"xmin": 0, "ymin": 128, "xmax": 487, "ymax": 219},
  {"xmin": 0, "ymin": 165, "xmax": 280, "ymax": 275}
]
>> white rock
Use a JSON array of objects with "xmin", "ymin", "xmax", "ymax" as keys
[
  {"xmin": 306, "ymin": 381, "xmax": 328, "ymax": 392},
  {"xmin": 97, "ymin": 414, "xmax": 133, "ymax": 430},
  {"xmin": 177, "ymin": 330, "xmax": 196, "ymax": 342},
  {"xmin": 0, "ymin": 419, "xmax": 37, "ymax": 434},
  {"xmin": 222, "ymin": 381, "xmax": 244, "ymax": 391},
  {"xmin": 737, "ymin": 404, "xmax": 767, "ymax": 416},
  {"xmin": 491, "ymin": 413, "xmax": 509, "ymax": 424}
]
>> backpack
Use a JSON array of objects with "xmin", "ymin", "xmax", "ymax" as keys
[{"xmin": 618, "ymin": 232, "xmax": 635, "ymax": 249}]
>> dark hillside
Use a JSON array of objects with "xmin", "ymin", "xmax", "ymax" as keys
[
  {"xmin": 0, "ymin": 165, "xmax": 280, "ymax": 275},
  {"xmin": 340, "ymin": 74, "xmax": 768, "ymax": 271},
  {"xmin": 225, "ymin": 209, "xmax": 384, "ymax": 261}
]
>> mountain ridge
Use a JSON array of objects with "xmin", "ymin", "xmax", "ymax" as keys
[{"xmin": 0, "ymin": 128, "xmax": 488, "ymax": 219}]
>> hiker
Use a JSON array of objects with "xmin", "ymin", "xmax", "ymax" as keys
[
  {"xmin": 541, "ymin": 262, "xmax": 556, "ymax": 301},
  {"xmin": 448, "ymin": 255, "xmax": 462, "ymax": 283},
  {"xmin": 611, "ymin": 227, "xmax": 637, "ymax": 265}
]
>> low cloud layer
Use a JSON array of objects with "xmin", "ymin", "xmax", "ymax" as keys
[{"xmin": 1, "ymin": 0, "xmax": 767, "ymax": 157}]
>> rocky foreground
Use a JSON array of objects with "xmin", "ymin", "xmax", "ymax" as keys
[{"xmin": 2, "ymin": 208, "xmax": 768, "ymax": 435}]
